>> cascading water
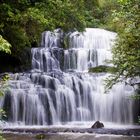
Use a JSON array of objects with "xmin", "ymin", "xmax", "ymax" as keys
[{"xmin": 0, "ymin": 28, "xmax": 135, "ymax": 126}]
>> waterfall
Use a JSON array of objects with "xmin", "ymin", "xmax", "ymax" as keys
[{"xmin": 0, "ymin": 28, "xmax": 135, "ymax": 126}]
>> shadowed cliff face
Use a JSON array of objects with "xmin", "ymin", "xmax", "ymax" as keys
[{"xmin": 0, "ymin": 48, "xmax": 31, "ymax": 73}]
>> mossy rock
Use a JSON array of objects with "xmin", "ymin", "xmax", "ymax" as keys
[
  {"xmin": 35, "ymin": 134, "xmax": 46, "ymax": 140},
  {"xmin": 88, "ymin": 65, "xmax": 117, "ymax": 73}
]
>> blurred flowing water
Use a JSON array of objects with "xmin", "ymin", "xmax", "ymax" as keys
[{"xmin": 0, "ymin": 28, "xmax": 136, "ymax": 127}]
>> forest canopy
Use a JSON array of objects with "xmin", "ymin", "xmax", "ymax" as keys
[{"xmin": 0, "ymin": 0, "xmax": 116, "ymax": 53}]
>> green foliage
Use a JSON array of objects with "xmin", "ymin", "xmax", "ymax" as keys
[
  {"xmin": 0, "ymin": 74, "xmax": 9, "ymax": 140},
  {"xmin": 0, "ymin": 74, "xmax": 10, "ymax": 96},
  {"xmin": 105, "ymin": 0, "xmax": 140, "ymax": 91},
  {"xmin": 89, "ymin": 65, "xmax": 117, "ymax": 73},
  {"xmin": 0, "ymin": 109, "xmax": 6, "ymax": 119},
  {"xmin": 35, "ymin": 134, "xmax": 45, "ymax": 140},
  {"xmin": 39, "ymin": 0, "xmax": 86, "ymax": 31},
  {"xmin": 0, "ymin": 35, "xmax": 11, "ymax": 54},
  {"xmin": 83, "ymin": 0, "xmax": 119, "ymax": 28},
  {"xmin": 3, "ymin": 26, "xmax": 30, "ymax": 57},
  {"xmin": 130, "ymin": 95, "xmax": 140, "ymax": 100},
  {"xmin": 0, "ymin": 135, "xmax": 6, "ymax": 140},
  {"xmin": 0, "ymin": 74, "xmax": 9, "ymax": 128}
]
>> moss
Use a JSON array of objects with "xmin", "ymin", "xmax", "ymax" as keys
[
  {"xmin": 35, "ymin": 134, "xmax": 45, "ymax": 140},
  {"xmin": 88, "ymin": 65, "xmax": 117, "ymax": 73}
]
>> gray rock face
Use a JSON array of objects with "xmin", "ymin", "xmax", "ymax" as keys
[{"xmin": 91, "ymin": 121, "xmax": 104, "ymax": 129}]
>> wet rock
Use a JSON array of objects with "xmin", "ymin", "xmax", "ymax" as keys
[{"xmin": 91, "ymin": 121, "xmax": 104, "ymax": 129}]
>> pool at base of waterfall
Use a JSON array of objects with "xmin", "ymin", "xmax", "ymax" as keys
[{"xmin": 2, "ymin": 131, "xmax": 140, "ymax": 140}]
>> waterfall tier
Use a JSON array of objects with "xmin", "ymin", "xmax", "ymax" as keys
[{"xmin": 0, "ymin": 28, "xmax": 135, "ymax": 126}]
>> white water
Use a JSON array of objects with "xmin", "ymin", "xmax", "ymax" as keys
[{"xmin": 0, "ymin": 28, "xmax": 135, "ymax": 127}]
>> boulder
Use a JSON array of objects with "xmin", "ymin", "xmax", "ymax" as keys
[{"xmin": 91, "ymin": 121, "xmax": 104, "ymax": 129}]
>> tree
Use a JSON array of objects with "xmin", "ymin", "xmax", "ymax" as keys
[
  {"xmin": 83, "ymin": 0, "xmax": 119, "ymax": 28},
  {"xmin": 105, "ymin": 0, "xmax": 140, "ymax": 95}
]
